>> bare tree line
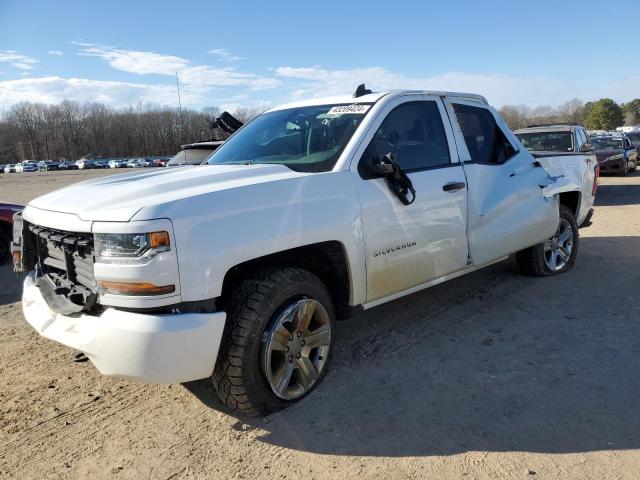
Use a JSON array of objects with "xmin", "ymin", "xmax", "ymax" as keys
[
  {"xmin": 499, "ymin": 97, "xmax": 639, "ymax": 131},
  {"xmin": 0, "ymin": 101, "xmax": 267, "ymax": 163},
  {"xmin": 1, "ymin": 96, "xmax": 638, "ymax": 163}
]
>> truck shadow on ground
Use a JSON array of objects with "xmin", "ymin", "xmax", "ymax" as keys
[
  {"xmin": 595, "ymin": 180, "xmax": 640, "ymax": 207},
  {"xmin": 187, "ymin": 235, "xmax": 640, "ymax": 457}
]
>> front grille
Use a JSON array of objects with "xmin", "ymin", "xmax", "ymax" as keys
[{"xmin": 28, "ymin": 223, "xmax": 97, "ymax": 309}]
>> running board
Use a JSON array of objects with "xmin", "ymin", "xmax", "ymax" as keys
[{"xmin": 362, "ymin": 256, "xmax": 509, "ymax": 310}]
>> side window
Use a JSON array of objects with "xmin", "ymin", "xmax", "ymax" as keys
[
  {"xmin": 574, "ymin": 129, "xmax": 583, "ymax": 151},
  {"xmin": 577, "ymin": 129, "xmax": 587, "ymax": 150},
  {"xmin": 362, "ymin": 101, "xmax": 451, "ymax": 172},
  {"xmin": 453, "ymin": 104, "xmax": 517, "ymax": 164}
]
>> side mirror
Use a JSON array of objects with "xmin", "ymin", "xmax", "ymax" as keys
[
  {"xmin": 364, "ymin": 152, "xmax": 396, "ymax": 177},
  {"xmin": 580, "ymin": 143, "xmax": 594, "ymax": 153}
]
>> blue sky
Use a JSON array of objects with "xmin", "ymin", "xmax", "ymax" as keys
[{"xmin": 1, "ymin": 0, "xmax": 638, "ymax": 111}]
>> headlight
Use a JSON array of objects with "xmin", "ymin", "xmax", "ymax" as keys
[{"xmin": 94, "ymin": 231, "xmax": 170, "ymax": 264}]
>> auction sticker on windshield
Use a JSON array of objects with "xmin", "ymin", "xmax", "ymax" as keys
[{"xmin": 327, "ymin": 104, "xmax": 371, "ymax": 115}]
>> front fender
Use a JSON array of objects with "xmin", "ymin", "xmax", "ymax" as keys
[{"xmin": 150, "ymin": 172, "xmax": 367, "ymax": 306}]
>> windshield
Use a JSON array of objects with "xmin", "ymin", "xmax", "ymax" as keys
[
  {"xmin": 516, "ymin": 132, "xmax": 574, "ymax": 152},
  {"xmin": 592, "ymin": 137, "xmax": 624, "ymax": 149},
  {"xmin": 168, "ymin": 148, "xmax": 216, "ymax": 166},
  {"xmin": 206, "ymin": 103, "xmax": 373, "ymax": 172}
]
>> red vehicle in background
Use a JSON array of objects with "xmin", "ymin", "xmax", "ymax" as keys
[
  {"xmin": 591, "ymin": 135, "xmax": 638, "ymax": 175},
  {"xmin": 0, "ymin": 203, "xmax": 23, "ymax": 263},
  {"xmin": 152, "ymin": 158, "xmax": 169, "ymax": 167}
]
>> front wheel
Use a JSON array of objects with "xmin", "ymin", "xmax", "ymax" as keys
[
  {"xmin": 516, "ymin": 205, "xmax": 579, "ymax": 276},
  {"xmin": 212, "ymin": 268, "xmax": 335, "ymax": 416}
]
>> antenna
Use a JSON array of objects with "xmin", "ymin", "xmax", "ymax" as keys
[
  {"xmin": 353, "ymin": 83, "xmax": 372, "ymax": 98},
  {"xmin": 176, "ymin": 72, "xmax": 182, "ymax": 113}
]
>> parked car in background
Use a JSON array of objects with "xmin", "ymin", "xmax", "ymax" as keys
[
  {"xmin": 76, "ymin": 159, "xmax": 107, "ymax": 169},
  {"xmin": 152, "ymin": 158, "xmax": 168, "ymax": 167},
  {"xmin": 37, "ymin": 160, "xmax": 60, "ymax": 171},
  {"xmin": 4, "ymin": 164, "xmax": 16, "ymax": 173},
  {"xmin": 14, "ymin": 88, "xmax": 589, "ymax": 415},
  {"xmin": 591, "ymin": 135, "xmax": 638, "ymax": 175},
  {"xmin": 58, "ymin": 161, "xmax": 79, "ymax": 170},
  {"xmin": 126, "ymin": 158, "xmax": 151, "ymax": 168},
  {"xmin": 626, "ymin": 131, "xmax": 640, "ymax": 147},
  {"xmin": 16, "ymin": 161, "xmax": 38, "ymax": 173},
  {"xmin": 108, "ymin": 159, "xmax": 128, "ymax": 168},
  {"xmin": 166, "ymin": 141, "xmax": 224, "ymax": 167},
  {"xmin": 515, "ymin": 124, "xmax": 598, "ymax": 227},
  {"xmin": 0, "ymin": 203, "xmax": 23, "ymax": 263}
]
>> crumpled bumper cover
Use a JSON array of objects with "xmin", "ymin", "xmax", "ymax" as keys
[{"xmin": 21, "ymin": 272, "xmax": 226, "ymax": 384}]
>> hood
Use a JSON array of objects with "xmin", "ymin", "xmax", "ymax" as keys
[
  {"xmin": 595, "ymin": 148, "xmax": 623, "ymax": 162},
  {"xmin": 28, "ymin": 164, "xmax": 306, "ymax": 222}
]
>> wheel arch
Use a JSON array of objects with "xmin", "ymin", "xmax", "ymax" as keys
[
  {"xmin": 219, "ymin": 241, "xmax": 355, "ymax": 319},
  {"xmin": 558, "ymin": 191, "xmax": 581, "ymax": 218}
]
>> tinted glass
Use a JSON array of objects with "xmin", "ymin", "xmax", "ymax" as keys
[
  {"xmin": 578, "ymin": 129, "xmax": 588, "ymax": 147},
  {"xmin": 453, "ymin": 104, "xmax": 516, "ymax": 164},
  {"xmin": 207, "ymin": 104, "xmax": 372, "ymax": 172},
  {"xmin": 626, "ymin": 132, "xmax": 640, "ymax": 145},
  {"xmin": 363, "ymin": 101, "xmax": 450, "ymax": 171},
  {"xmin": 592, "ymin": 137, "xmax": 624, "ymax": 149},
  {"xmin": 168, "ymin": 148, "xmax": 217, "ymax": 166},
  {"xmin": 516, "ymin": 132, "xmax": 574, "ymax": 152}
]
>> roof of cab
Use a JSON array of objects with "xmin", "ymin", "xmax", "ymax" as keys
[
  {"xmin": 515, "ymin": 125, "xmax": 580, "ymax": 134},
  {"xmin": 266, "ymin": 90, "xmax": 488, "ymax": 113}
]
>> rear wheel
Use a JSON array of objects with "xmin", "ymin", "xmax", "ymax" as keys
[
  {"xmin": 212, "ymin": 268, "xmax": 335, "ymax": 416},
  {"xmin": 516, "ymin": 205, "xmax": 579, "ymax": 276}
]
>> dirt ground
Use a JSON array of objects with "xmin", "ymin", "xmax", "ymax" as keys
[{"xmin": 1, "ymin": 169, "xmax": 639, "ymax": 479}]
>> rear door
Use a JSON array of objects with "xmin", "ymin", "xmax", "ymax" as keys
[
  {"xmin": 355, "ymin": 95, "xmax": 469, "ymax": 303},
  {"xmin": 444, "ymin": 99, "xmax": 558, "ymax": 266}
]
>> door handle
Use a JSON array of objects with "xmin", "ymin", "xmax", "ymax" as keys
[{"xmin": 442, "ymin": 181, "xmax": 466, "ymax": 192}]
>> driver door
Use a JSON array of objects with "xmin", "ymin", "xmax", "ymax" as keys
[{"xmin": 355, "ymin": 96, "xmax": 469, "ymax": 304}]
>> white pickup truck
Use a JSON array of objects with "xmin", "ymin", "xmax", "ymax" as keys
[
  {"xmin": 514, "ymin": 124, "xmax": 598, "ymax": 227},
  {"xmin": 13, "ymin": 87, "xmax": 585, "ymax": 415}
]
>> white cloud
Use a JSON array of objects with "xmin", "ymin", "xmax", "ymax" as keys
[
  {"xmin": 77, "ymin": 42, "xmax": 189, "ymax": 75},
  {"xmin": 275, "ymin": 66, "xmax": 640, "ymax": 107},
  {"xmin": 0, "ymin": 76, "xmax": 204, "ymax": 108},
  {"xmin": 48, "ymin": 50, "xmax": 63, "ymax": 56},
  {"xmin": 75, "ymin": 42, "xmax": 277, "ymax": 90},
  {"xmin": 0, "ymin": 50, "xmax": 37, "ymax": 70},
  {"xmin": 208, "ymin": 48, "xmax": 245, "ymax": 62}
]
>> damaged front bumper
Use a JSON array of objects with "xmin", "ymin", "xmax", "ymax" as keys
[{"xmin": 22, "ymin": 272, "xmax": 226, "ymax": 384}]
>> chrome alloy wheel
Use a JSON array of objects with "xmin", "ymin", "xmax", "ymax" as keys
[
  {"xmin": 261, "ymin": 298, "xmax": 331, "ymax": 400},
  {"xmin": 544, "ymin": 218, "xmax": 574, "ymax": 271}
]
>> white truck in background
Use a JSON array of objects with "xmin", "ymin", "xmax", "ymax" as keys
[
  {"xmin": 14, "ymin": 87, "xmax": 586, "ymax": 416},
  {"xmin": 515, "ymin": 124, "xmax": 598, "ymax": 227}
]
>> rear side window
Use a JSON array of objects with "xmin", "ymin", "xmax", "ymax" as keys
[
  {"xmin": 363, "ymin": 101, "xmax": 451, "ymax": 172},
  {"xmin": 453, "ymin": 104, "xmax": 516, "ymax": 164},
  {"xmin": 578, "ymin": 128, "xmax": 588, "ymax": 147}
]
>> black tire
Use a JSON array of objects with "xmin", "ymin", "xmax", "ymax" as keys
[
  {"xmin": 212, "ymin": 267, "xmax": 335, "ymax": 416},
  {"xmin": 0, "ymin": 234, "xmax": 10, "ymax": 264},
  {"xmin": 516, "ymin": 205, "xmax": 579, "ymax": 277}
]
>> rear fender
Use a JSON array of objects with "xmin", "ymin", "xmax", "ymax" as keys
[{"xmin": 542, "ymin": 175, "xmax": 582, "ymax": 198}]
